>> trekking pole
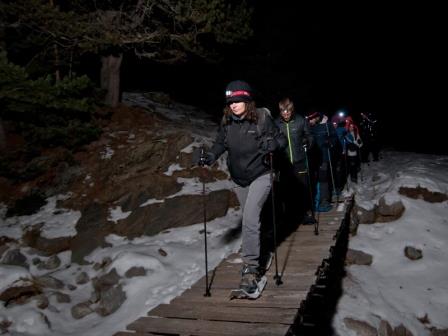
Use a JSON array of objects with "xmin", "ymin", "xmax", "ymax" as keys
[
  {"xmin": 325, "ymin": 123, "xmax": 338, "ymax": 204},
  {"xmin": 303, "ymin": 144, "xmax": 319, "ymax": 235},
  {"xmin": 269, "ymin": 152, "xmax": 283, "ymax": 286},
  {"xmin": 358, "ymin": 148, "xmax": 364, "ymax": 182},
  {"xmin": 343, "ymin": 139, "xmax": 350, "ymax": 191},
  {"xmin": 199, "ymin": 147, "xmax": 211, "ymax": 297}
]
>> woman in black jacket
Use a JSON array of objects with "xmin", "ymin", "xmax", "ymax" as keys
[{"xmin": 195, "ymin": 80, "xmax": 286, "ymax": 297}]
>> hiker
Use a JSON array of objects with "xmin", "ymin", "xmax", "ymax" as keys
[
  {"xmin": 193, "ymin": 80, "xmax": 286, "ymax": 297},
  {"xmin": 332, "ymin": 113, "xmax": 350, "ymax": 193},
  {"xmin": 306, "ymin": 111, "xmax": 338, "ymax": 212},
  {"xmin": 359, "ymin": 112, "xmax": 381, "ymax": 162},
  {"xmin": 344, "ymin": 121, "xmax": 363, "ymax": 183},
  {"xmin": 274, "ymin": 97, "xmax": 315, "ymax": 225}
]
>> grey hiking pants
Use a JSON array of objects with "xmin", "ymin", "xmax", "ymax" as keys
[{"xmin": 233, "ymin": 173, "xmax": 272, "ymax": 268}]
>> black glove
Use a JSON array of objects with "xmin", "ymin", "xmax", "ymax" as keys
[
  {"xmin": 259, "ymin": 137, "xmax": 277, "ymax": 154},
  {"xmin": 323, "ymin": 136, "xmax": 333, "ymax": 148},
  {"xmin": 192, "ymin": 148, "xmax": 215, "ymax": 166}
]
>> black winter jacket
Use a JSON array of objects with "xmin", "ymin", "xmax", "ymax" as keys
[
  {"xmin": 309, "ymin": 115, "xmax": 338, "ymax": 163},
  {"xmin": 210, "ymin": 109, "xmax": 287, "ymax": 187},
  {"xmin": 275, "ymin": 114, "xmax": 314, "ymax": 164}
]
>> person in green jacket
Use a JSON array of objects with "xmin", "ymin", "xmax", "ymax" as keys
[{"xmin": 275, "ymin": 97, "xmax": 315, "ymax": 224}]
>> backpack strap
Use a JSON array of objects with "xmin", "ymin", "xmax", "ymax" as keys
[
  {"xmin": 256, "ymin": 107, "xmax": 272, "ymax": 137},
  {"xmin": 221, "ymin": 108, "xmax": 272, "ymax": 144}
]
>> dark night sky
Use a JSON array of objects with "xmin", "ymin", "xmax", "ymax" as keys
[{"xmin": 122, "ymin": 3, "xmax": 445, "ymax": 154}]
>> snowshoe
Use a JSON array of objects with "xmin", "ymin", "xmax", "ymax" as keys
[
  {"xmin": 229, "ymin": 265, "xmax": 267, "ymax": 300},
  {"xmin": 316, "ymin": 201, "xmax": 332, "ymax": 213},
  {"xmin": 229, "ymin": 275, "xmax": 267, "ymax": 300},
  {"xmin": 302, "ymin": 213, "xmax": 317, "ymax": 225}
]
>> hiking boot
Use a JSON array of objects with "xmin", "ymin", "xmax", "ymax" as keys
[
  {"xmin": 239, "ymin": 265, "xmax": 262, "ymax": 294},
  {"xmin": 316, "ymin": 201, "xmax": 332, "ymax": 213},
  {"xmin": 303, "ymin": 213, "xmax": 317, "ymax": 225}
]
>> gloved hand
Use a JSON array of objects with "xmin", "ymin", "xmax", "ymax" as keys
[
  {"xmin": 323, "ymin": 136, "xmax": 333, "ymax": 148},
  {"xmin": 302, "ymin": 139, "xmax": 309, "ymax": 151},
  {"xmin": 259, "ymin": 137, "xmax": 277, "ymax": 154},
  {"xmin": 192, "ymin": 148, "xmax": 215, "ymax": 166}
]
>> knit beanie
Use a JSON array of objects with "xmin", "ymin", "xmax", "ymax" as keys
[
  {"xmin": 225, "ymin": 80, "xmax": 253, "ymax": 104},
  {"xmin": 306, "ymin": 111, "xmax": 320, "ymax": 120}
]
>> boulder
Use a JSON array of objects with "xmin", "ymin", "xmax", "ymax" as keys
[
  {"xmin": 346, "ymin": 249, "xmax": 373, "ymax": 266},
  {"xmin": 377, "ymin": 196, "xmax": 405, "ymax": 222}
]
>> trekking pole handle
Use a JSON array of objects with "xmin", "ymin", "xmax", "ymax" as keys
[{"xmin": 199, "ymin": 147, "xmax": 207, "ymax": 167}]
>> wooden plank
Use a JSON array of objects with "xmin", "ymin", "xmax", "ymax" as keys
[
  {"xmin": 171, "ymin": 288, "xmax": 307, "ymax": 308},
  {"xmin": 127, "ymin": 316, "xmax": 290, "ymax": 336},
  {"xmin": 113, "ymin": 200, "xmax": 349, "ymax": 336},
  {"xmin": 114, "ymin": 332, "xmax": 158, "ymax": 336},
  {"xmin": 150, "ymin": 303, "xmax": 297, "ymax": 324}
]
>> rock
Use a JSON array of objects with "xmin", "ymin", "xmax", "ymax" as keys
[
  {"xmin": 67, "ymin": 284, "xmax": 77, "ymax": 291},
  {"xmin": 349, "ymin": 213, "xmax": 360, "ymax": 235},
  {"xmin": 2, "ymin": 249, "xmax": 28, "ymax": 269},
  {"xmin": 0, "ymin": 319, "xmax": 12, "ymax": 333},
  {"xmin": 0, "ymin": 284, "xmax": 41, "ymax": 305},
  {"xmin": 343, "ymin": 317, "xmax": 377, "ymax": 336},
  {"xmin": 93, "ymin": 257, "xmax": 112, "ymax": 271},
  {"xmin": 377, "ymin": 196, "xmax": 405, "ymax": 222},
  {"xmin": 378, "ymin": 319, "xmax": 394, "ymax": 336},
  {"xmin": 92, "ymin": 269, "xmax": 120, "ymax": 292},
  {"xmin": 34, "ymin": 275, "xmax": 64, "ymax": 290},
  {"xmin": 114, "ymin": 189, "xmax": 233, "ymax": 239},
  {"xmin": 0, "ymin": 244, "xmax": 9, "ymax": 259},
  {"xmin": 158, "ymin": 248, "xmax": 167, "ymax": 257},
  {"xmin": 94, "ymin": 284, "xmax": 126, "ymax": 317},
  {"xmin": 404, "ymin": 246, "xmax": 423, "ymax": 260},
  {"xmin": 35, "ymin": 294, "xmax": 49, "ymax": 309},
  {"xmin": 116, "ymin": 174, "xmax": 182, "ymax": 212},
  {"xmin": 54, "ymin": 292, "xmax": 71, "ymax": 303},
  {"xmin": 431, "ymin": 328, "xmax": 448, "ymax": 336},
  {"xmin": 70, "ymin": 202, "xmax": 112, "ymax": 264},
  {"xmin": 346, "ymin": 249, "xmax": 373, "ymax": 266},
  {"xmin": 353, "ymin": 204, "xmax": 376, "ymax": 224},
  {"xmin": 71, "ymin": 301, "xmax": 93, "ymax": 319},
  {"xmin": 75, "ymin": 272, "xmax": 90, "ymax": 285},
  {"xmin": 393, "ymin": 323, "xmax": 414, "ymax": 336},
  {"xmin": 5, "ymin": 192, "xmax": 47, "ymax": 217},
  {"xmin": 22, "ymin": 225, "xmax": 71, "ymax": 256},
  {"xmin": 399, "ymin": 186, "xmax": 448, "ymax": 203},
  {"xmin": 125, "ymin": 266, "xmax": 147, "ymax": 278},
  {"xmin": 37, "ymin": 255, "xmax": 61, "ymax": 270}
]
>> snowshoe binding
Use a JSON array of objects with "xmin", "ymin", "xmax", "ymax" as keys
[{"xmin": 229, "ymin": 265, "xmax": 267, "ymax": 300}]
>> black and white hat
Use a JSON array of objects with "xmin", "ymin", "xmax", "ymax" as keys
[{"xmin": 225, "ymin": 80, "xmax": 253, "ymax": 104}]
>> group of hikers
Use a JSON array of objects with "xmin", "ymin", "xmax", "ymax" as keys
[{"xmin": 193, "ymin": 80, "xmax": 381, "ymax": 298}]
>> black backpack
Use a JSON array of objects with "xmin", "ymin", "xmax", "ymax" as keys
[{"xmin": 221, "ymin": 107, "xmax": 272, "ymax": 140}]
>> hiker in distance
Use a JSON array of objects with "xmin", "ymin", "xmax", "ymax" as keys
[
  {"xmin": 275, "ymin": 97, "xmax": 316, "ymax": 225},
  {"xmin": 193, "ymin": 80, "xmax": 287, "ymax": 299},
  {"xmin": 306, "ymin": 111, "xmax": 338, "ymax": 212}
]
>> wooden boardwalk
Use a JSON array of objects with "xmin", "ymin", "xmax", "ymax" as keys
[{"xmin": 115, "ymin": 202, "xmax": 348, "ymax": 336}]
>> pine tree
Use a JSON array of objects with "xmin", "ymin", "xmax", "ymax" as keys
[{"xmin": 1, "ymin": 0, "xmax": 254, "ymax": 106}]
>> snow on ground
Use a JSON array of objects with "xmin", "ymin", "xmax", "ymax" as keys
[
  {"xmin": 1, "ymin": 93, "xmax": 447, "ymax": 335},
  {"xmin": 333, "ymin": 151, "xmax": 448, "ymax": 335}
]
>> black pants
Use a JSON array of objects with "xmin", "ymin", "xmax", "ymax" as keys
[
  {"xmin": 279, "ymin": 160, "xmax": 311, "ymax": 223},
  {"xmin": 347, "ymin": 155, "xmax": 360, "ymax": 182},
  {"xmin": 316, "ymin": 161, "xmax": 331, "ymax": 204}
]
